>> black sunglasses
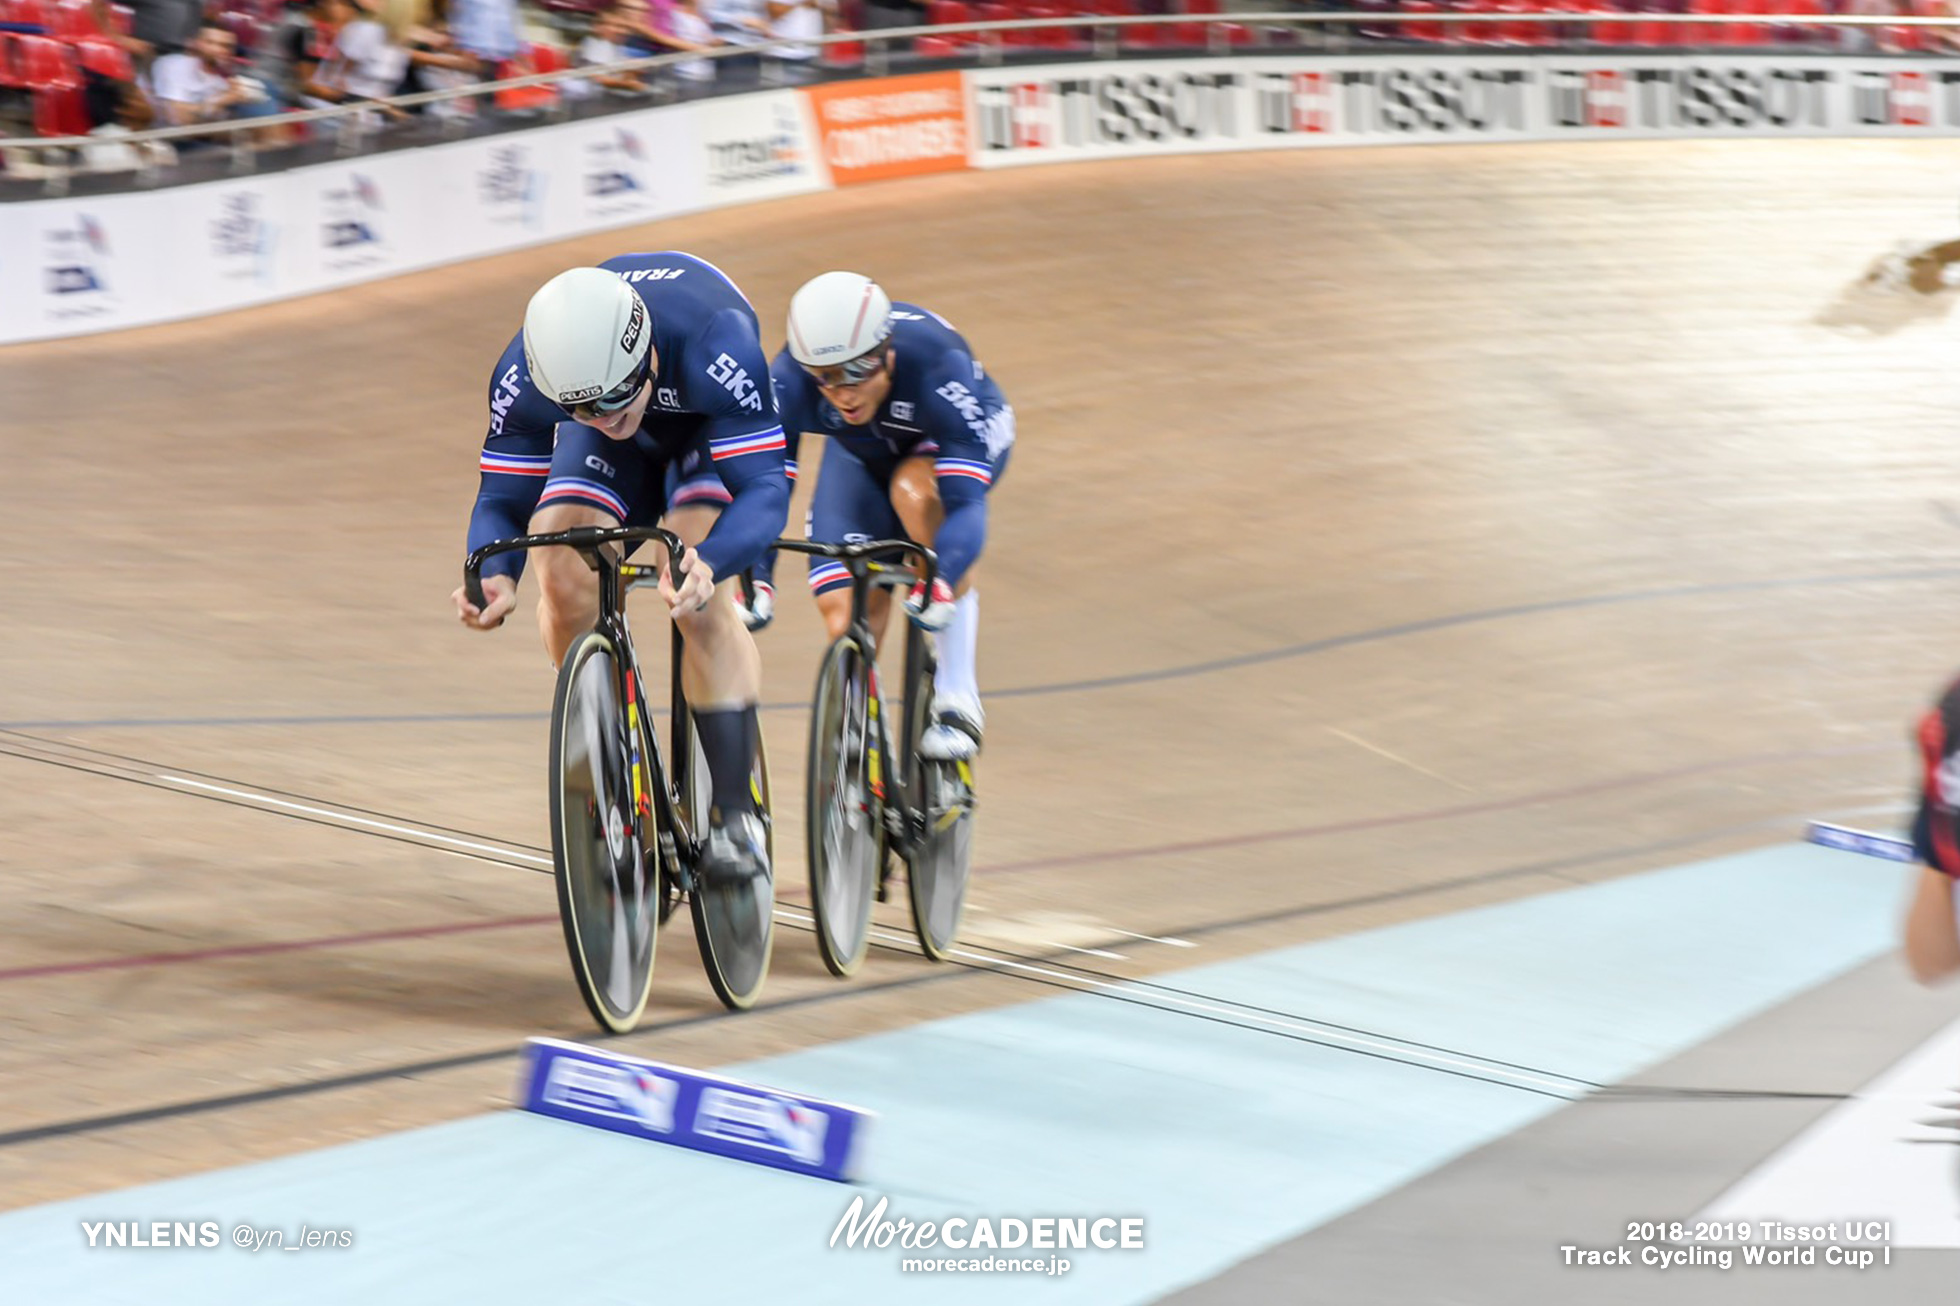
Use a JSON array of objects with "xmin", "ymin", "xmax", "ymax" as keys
[{"xmin": 566, "ymin": 351, "xmax": 652, "ymax": 423}]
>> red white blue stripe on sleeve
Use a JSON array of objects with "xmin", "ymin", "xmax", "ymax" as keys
[
  {"xmin": 808, "ymin": 560, "xmax": 851, "ymax": 594},
  {"xmin": 670, "ymin": 479, "xmax": 734, "ymax": 508},
  {"xmin": 935, "ymin": 457, "xmax": 993, "ymax": 485},
  {"xmin": 709, "ymin": 426, "xmax": 787, "ymax": 461},
  {"xmin": 480, "ymin": 451, "xmax": 553, "ymax": 476},
  {"xmin": 538, "ymin": 478, "xmax": 629, "ymax": 519},
  {"xmin": 785, "ymin": 460, "xmax": 799, "ymax": 482}
]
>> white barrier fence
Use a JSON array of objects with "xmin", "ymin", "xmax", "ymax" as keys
[{"xmin": 6, "ymin": 51, "xmax": 1960, "ymax": 344}]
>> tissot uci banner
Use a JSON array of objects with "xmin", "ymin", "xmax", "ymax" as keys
[{"xmin": 965, "ymin": 55, "xmax": 1960, "ymax": 167}]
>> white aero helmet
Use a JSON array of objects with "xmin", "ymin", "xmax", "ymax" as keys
[
  {"xmin": 786, "ymin": 271, "xmax": 893, "ymax": 370},
  {"xmin": 522, "ymin": 267, "xmax": 652, "ymax": 416}
]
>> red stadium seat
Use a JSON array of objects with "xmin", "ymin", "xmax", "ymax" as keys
[
  {"xmin": 1591, "ymin": 0, "xmax": 1636, "ymax": 45},
  {"xmin": 917, "ymin": 0, "xmax": 970, "ymax": 52},
  {"xmin": 493, "ymin": 43, "xmax": 563, "ymax": 111},
  {"xmin": 1628, "ymin": 0, "xmax": 1680, "ymax": 47},
  {"xmin": 1032, "ymin": 3, "xmax": 1078, "ymax": 47},
  {"xmin": 1179, "ymin": 0, "xmax": 1248, "ymax": 45},
  {"xmin": 33, "ymin": 82, "xmax": 89, "ymax": 134},
  {"xmin": 22, "ymin": 34, "xmax": 77, "ymax": 88},
  {"xmin": 1449, "ymin": 0, "xmax": 1495, "ymax": 45},
  {"xmin": 46, "ymin": 0, "xmax": 97, "ymax": 40},
  {"xmin": 971, "ymin": 1, "xmax": 1012, "ymax": 37},
  {"xmin": 74, "ymin": 33, "xmax": 128, "ymax": 76},
  {"xmin": 923, "ymin": 0, "xmax": 971, "ymax": 38},
  {"xmin": 1401, "ymin": 0, "xmax": 1445, "ymax": 42},
  {"xmin": 1772, "ymin": 0, "xmax": 1823, "ymax": 44},
  {"xmin": 818, "ymin": 26, "xmax": 863, "ymax": 63}
]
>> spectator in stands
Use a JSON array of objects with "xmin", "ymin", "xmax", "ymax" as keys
[
  {"xmin": 327, "ymin": 0, "xmax": 410, "ymax": 99},
  {"xmin": 149, "ymin": 24, "xmax": 285, "ymax": 139},
  {"xmin": 86, "ymin": 0, "xmax": 161, "ymax": 61},
  {"xmin": 1842, "ymin": 0, "xmax": 1900, "ymax": 52},
  {"xmin": 448, "ymin": 0, "xmax": 521, "ymax": 65},
  {"xmin": 395, "ymin": 0, "xmax": 485, "ymax": 114},
  {"xmin": 254, "ymin": 0, "xmax": 324, "ymax": 104},
  {"xmin": 613, "ymin": 0, "xmax": 722, "ymax": 62},
  {"xmin": 119, "ymin": 0, "xmax": 201, "ymax": 56},
  {"xmin": 765, "ymin": 0, "xmax": 825, "ymax": 61},
  {"xmin": 289, "ymin": 0, "xmax": 412, "ymax": 129},
  {"xmin": 666, "ymin": 0, "xmax": 720, "ymax": 79},
  {"xmin": 856, "ymin": 0, "xmax": 920, "ymax": 32},
  {"xmin": 705, "ymin": 0, "xmax": 771, "ymax": 39},
  {"xmin": 564, "ymin": 3, "xmax": 651, "ymax": 99},
  {"xmin": 81, "ymin": 61, "xmax": 174, "ymax": 172},
  {"xmin": 293, "ymin": 0, "xmax": 356, "ymax": 104}
]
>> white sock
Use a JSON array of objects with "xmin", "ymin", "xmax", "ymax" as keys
[{"xmin": 934, "ymin": 590, "xmax": 981, "ymax": 715}]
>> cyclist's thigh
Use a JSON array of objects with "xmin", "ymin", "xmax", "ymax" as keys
[
  {"xmin": 660, "ymin": 449, "xmax": 733, "ymax": 559},
  {"xmin": 534, "ymin": 419, "xmax": 664, "ymax": 529},
  {"xmin": 807, "ymin": 440, "xmax": 902, "ymax": 599}
]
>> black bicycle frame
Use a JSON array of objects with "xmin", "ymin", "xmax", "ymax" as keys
[
  {"xmin": 771, "ymin": 537, "xmax": 940, "ymax": 849},
  {"xmin": 464, "ymin": 524, "xmax": 700, "ymax": 881}
]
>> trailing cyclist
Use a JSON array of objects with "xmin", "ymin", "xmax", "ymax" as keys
[{"xmin": 771, "ymin": 271, "xmax": 1013, "ymax": 763}]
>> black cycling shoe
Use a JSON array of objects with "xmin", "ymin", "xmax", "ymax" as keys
[{"xmin": 699, "ymin": 808, "xmax": 770, "ymax": 888}]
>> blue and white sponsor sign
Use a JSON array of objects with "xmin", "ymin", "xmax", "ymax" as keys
[
  {"xmin": 517, "ymin": 1038, "xmax": 872, "ymax": 1182},
  {"xmin": 1805, "ymin": 822, "xmax": 1915, "ymax": 863}
]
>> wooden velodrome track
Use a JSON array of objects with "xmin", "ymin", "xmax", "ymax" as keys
[{"xmin": 3, "ymin": 138, "xmax": 1958, "ymax": 1211}]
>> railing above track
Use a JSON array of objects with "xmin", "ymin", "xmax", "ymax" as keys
[{"xmin": 1, "ymin": 12, "xmax": 1952, "ymax": 194}]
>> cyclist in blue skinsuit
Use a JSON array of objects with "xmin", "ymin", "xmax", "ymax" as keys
[
  {"xmin": 451, "ymin": 252, "xmax": 790, "ymax": 885},
  {"xmin": 770, "ymin": 271, "xmax": 1013, "ymax": 762}
]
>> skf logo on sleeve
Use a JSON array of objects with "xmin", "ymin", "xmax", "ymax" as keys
[
  {"xmin": 489, "ymin": 363, "xmax": 523, "ymax": 435},
  {"xmin": 935, "ymin": 381, "xmax": 985, "ymax": 426},
  {"xmin": 706, "ymin": 352, "xmax": 765, "ymax": 413}
]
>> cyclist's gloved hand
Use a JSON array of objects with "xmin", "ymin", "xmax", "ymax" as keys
[
  {"xmin": 906, "ymin": 577, "xmax": 956, "ymax": 631},
  {"xmin": 737, "ymin": 579, "xmax": 774, "ymax": 632}
]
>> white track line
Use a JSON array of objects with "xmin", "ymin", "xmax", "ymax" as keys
[
  {"xmin": 1324, "ymin": 725, "xmax": 1474, "ymax": 792},
  {"xmin": 941, "ymin": 943, "xmax": 1591, "ymax": 1097},
  {"xmin": 121, "ymin": 785, "xmax": 1576, "ymax": 1094},
  {"xmin": 155, "ymin": 775, "xmax": 553, "ymax": 866},
  {"xmin": 1103, "ymin": 927, "xmax": 1197, "ymax": 948},
  {"xmin": 1048, "ymin": 942, "xmax": 1127, "ymax": 960}
]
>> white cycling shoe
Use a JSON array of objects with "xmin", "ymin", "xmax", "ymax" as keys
[{"xmin": 919, "ymin": 695, "xmax": 983, "ymax": 762}]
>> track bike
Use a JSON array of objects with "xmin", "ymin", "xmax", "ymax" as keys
[
  {"xmin": 465, "ymin": 524, "xmax": 773, "ymax": 1030},
  {"xmin": 772, "ymin": 538, "xmax": 976, "ymax": 973}
]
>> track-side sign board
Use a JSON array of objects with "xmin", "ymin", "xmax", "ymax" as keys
[{"xmin": 517, "ymin": 1037, "xmax": 874, "ymax": 1182}]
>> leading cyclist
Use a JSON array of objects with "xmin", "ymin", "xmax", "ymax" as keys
[{"xmin": 452, "ymin": 253, "xmax": 789, "ymax": 886}]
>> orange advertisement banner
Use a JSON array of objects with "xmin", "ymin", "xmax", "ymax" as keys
[{"xmin": 802, "ymin": 71, "xmax": 970, "ymax": 188}]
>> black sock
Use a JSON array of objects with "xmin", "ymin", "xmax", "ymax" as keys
[{"xmin": 694, "ymin": 705, "xmax": 758, "ymax": 818}]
